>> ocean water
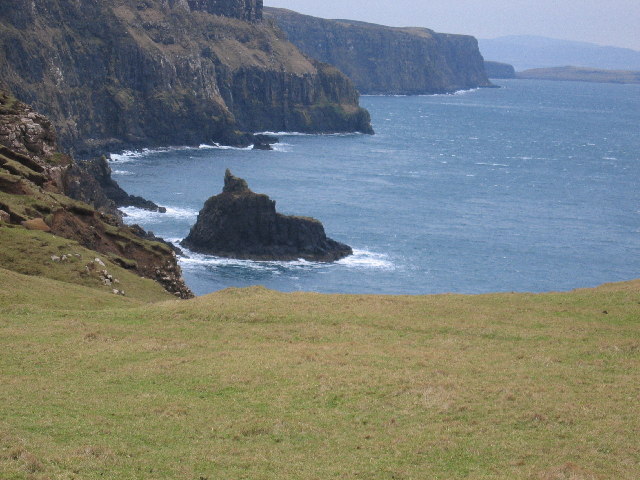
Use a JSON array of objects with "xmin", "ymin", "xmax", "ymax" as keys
[{"xmin": 111, "ymin": 79, "xmax": 640, "ymax": 296}]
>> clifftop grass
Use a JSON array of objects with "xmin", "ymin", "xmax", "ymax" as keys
[{"xmin": 1, "ymin": 271, "xmax": 638, "ymax": 479}]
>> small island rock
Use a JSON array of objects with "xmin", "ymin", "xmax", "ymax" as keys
[{"xmin": 181, "ymin": 170, "xmax": 353, "ymax": 262}]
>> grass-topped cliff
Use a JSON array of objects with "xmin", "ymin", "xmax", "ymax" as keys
[
  {"xmin": 1, "ymin": 269, "xmax": 638, "ymax": 478},
  {"xmin": 0, "ymin": 0, "xmax": 372, "ymax": 156},
  {"xmin": 265, "ymin": 8, "xmax": 493, "ymax": 95},
  {"xmin": 0, "ymin": 90, "xmax": 192, "ymax": 299}
]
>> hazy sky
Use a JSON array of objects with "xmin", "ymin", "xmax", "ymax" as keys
[{"xmin": 266, "ymin": 0, "xmax": 640, "ymax": 51}]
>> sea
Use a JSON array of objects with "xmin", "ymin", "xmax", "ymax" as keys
[{"xmin": 110, "ymin": 79, "xmax": 640, "ymax": 296}]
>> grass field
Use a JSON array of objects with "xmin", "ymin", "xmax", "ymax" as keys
[{"xmin": 1, "ymin": 268, "xmax": 638, "ymax": 479}]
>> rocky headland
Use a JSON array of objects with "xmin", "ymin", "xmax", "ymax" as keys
[
  {"xmin": 182, "ymin": 170, "xmax": 353, "ymax": 262},
  {"xmin": 0, "ymin": 91, "xmax": 193, "ymax": 298},
  {"xmin": 264, "ymin": 7, "xmax": 493, "ymax": 95},
  {"xmin": 516, "ymin": 66, "xmax": 640, "ymax": 84},
  {"xmin": 0, "ymin": 0, "xmax": 372, "ymax": 157},
  {"xmin": 484, "ymin": 61, "xmax": 516, "ymax": 79}
]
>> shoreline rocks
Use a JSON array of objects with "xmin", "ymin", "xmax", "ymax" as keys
[{"xmin": 181, "ymin": 170, "xmax": 353, "ymax": 262}]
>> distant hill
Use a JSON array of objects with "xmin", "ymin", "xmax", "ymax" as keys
[
  {"xmin": 517, "ymin": 66, "xmax": 640, "ymax": 85},
  {"xmin": 479, "ymin": 35, "xmax": 640, "ymax": 71}
]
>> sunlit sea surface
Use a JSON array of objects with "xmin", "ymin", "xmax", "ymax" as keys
[{"xmin": 111, "ymin": 79, "xmax": 640, "ymax": 295}]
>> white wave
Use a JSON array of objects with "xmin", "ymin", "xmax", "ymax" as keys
[
  {"xmin": 337, "ymin": 249, "xmax": 395, "ymax": 270},
  {"xmin": 120, "ymin": 205, "xmax": 198, "ymax": 225},
  {"xmin": 109, "ymin": 150, "xmax": 148, "ymax": 163},
  {"xmin": 271, "ymin": 142, "xmax": 292, "ymax": 152},
  {"xmin": 475, "ymin": 162, "xmax": 509, "ymax": 167},
  {"xmin": 176, "ymin": 245, "xmax": 393, "ymax": 272},
  {"xmin": 418, "ymin": 88, "xmax": 480, "ymax": 97},
  {"xmin": 199, "ymin": 143, "xmax": 254, "ymax": 151},
  {"xmin": 256, "ymin": 131, "xmax": 366, "ymax": 137},
  {"xmin": 109, "ymin": 147, "xmax": 190, "ymax": 163},
  {"xmin": 112, "ymin": 170, "xmax": 134, "ymax": 176},
  {"xmin": 256, "ymin": 131, "xmax": 313, "ymax": 136},
  {"xmin": 177, "ymin": 246, "xmax": 323, "ymax": 271}
]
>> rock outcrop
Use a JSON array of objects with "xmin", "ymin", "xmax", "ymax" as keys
[
  {"xmin": 265, "ymin": 8, "xmax": 493, "ymax": 95},
  {"xmin": 0, "ymin": 0, "xmax": 372, "ymax": 157},
  {"xmin": 186, "ymin": 0, "xmax": 263, "ymax": 21},
  {"xmin": 484, "ymin": 61, "xmax": 516, "ymax": 79},
  {"xmin": 182, "ymin": 170, "xmax": 352, "ymax": 262},
  {"xmin": 64, "ymin": 156, "xmax": 166, "ymax": 215},
  {"xmin": 0, "ymin": 91, "xmax": 193, "ymax": 298}
]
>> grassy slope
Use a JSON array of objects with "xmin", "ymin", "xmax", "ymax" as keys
[
  {"xmin": 0, "ymin": 226, "xmax": 173, "ymax": 304},
  {"xmin": 0, "ymin": 270, "xmax": 638, "ymax": 479}
]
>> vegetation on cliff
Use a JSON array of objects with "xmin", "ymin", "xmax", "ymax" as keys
[
  {"xmin": 0, "ymin": 0, "xmax": 372, "ymax": 156},
  {"xmin": 0, "ymin": 90, "xmax": 192, "ymax": 298},
  {"xmin": 265, "ymin": 7, "xmax": 493, "ymax": 95}
]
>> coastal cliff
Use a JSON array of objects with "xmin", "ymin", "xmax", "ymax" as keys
[
  {"xmin": 182, "ymin": 170, "xmax": 353, "ymax": 262},
  {"xmin": 0, "ymin": 91, "xmax": 193, "ymax": 298},
  {"xmin": 0, "ymin": 0, "xmax": 372, "ymax": 157},
  {"xmin": 484, "ymin": 61, "xmax": 516, "ymax": 79},
  {"xmin": 264, "ymin": 8, "xmax": 492, "ymax": 95}
]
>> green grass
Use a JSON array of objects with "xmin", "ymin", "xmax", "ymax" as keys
[
  {"xmin": 0, "ymin": 269, "xmax": 638, "ymax": 479},
  {"xmin": 0, "ymin": 227, "xmax": 173, "ymax": 303}
]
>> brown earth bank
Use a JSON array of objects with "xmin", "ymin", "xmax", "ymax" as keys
[
  {"xmin": 0, "ymin": 90, "xmax": 193, "ymax": 298},
  {"xmin": 0, "ymin": 0, "xmax": 372, "ymax": 157}
]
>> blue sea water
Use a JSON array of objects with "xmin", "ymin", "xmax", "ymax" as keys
[{"xmin": 111, "ymin": 79, "xmax": 640, "ymax": 296}]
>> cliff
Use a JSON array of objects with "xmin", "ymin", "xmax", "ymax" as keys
[
  {"xmin": 484, "ymin": 61, "xmax": 516, "ymax": 79},
  {"xmin": 0, "ymin": 91, "xmax": 193, "ymax": 298},
  {"xmin": 264, "ymin": 8, "xmax": 493, "ymax": 95},
  {"xmin": 0, "ymin": 0, "xmax": 372, "ymax": 157},
  {"xmin": 181, "ymin": 170, "xmax": 352, "ymax": 262}
]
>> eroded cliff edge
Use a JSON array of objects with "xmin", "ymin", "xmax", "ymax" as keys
[
  {"xmin": 0, "ymin": 91, "xmax": 193, "ymax": 298},
  {"xmin": 0, "ymin": 0, "xmax": 372, "ymax": 157},
  {"xmin": 264, "ymin": 7, "xmax": 493, "ymax": 95}
]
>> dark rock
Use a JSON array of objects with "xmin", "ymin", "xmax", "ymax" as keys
[
  {"xmin": 484, "ymin": 61, "xmax": 516, "ymax": 79},
  {"xmin": 252, "ymin": 134, "xmax": 278, "ymax": 150},
  {"xmin": 0, "ymin": 0, "xmax": 372, "ymax": 157},
  {"xmin": 187, "ymin": 0, "xmax": 263, "ymax": 21},
  {"xmin": 182, "ymin": 170, "xmax": 352, "ymax": 262},
  {"xmin": 265, "ymin": 8, "xmax": 493, "ymax": 95},
  {"xmin": 64, "ymin": 156, "xmax": 166, "ymax": 214},
  {"xmin": 0, "ymin": 91, "xmax": 193, "ymax": 298}
]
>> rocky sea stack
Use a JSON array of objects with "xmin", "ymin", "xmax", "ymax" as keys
[{"xmin": 182, "ymin": 170, "xmax": 352, "ymax": 262}]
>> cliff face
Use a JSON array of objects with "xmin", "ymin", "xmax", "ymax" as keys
[
  {"xmin": 484, "ymin": 61, "xmax": 516, "ymax": 79},
  {"xmin": 186, "ymin": 0, "xmax": 263, "ymax": 21},
  {"xmin": 0, "ymin": 0, "xmax": 371, "ymax": 157},
  {"xmin": 264, "ymin": 8, "xmax": 493, "ymax": 95},
  {"xmin": 0, "ymin": 91, "xmax": 193, "ymax": 298},
  {"xmin": 182, "ymin": 170, "xmax": 352, "ymax": 262}
]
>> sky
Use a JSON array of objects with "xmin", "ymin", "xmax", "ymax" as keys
[{"xmin": 266, "ymin": 0, "xmax": 640, "ymax": 51}]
